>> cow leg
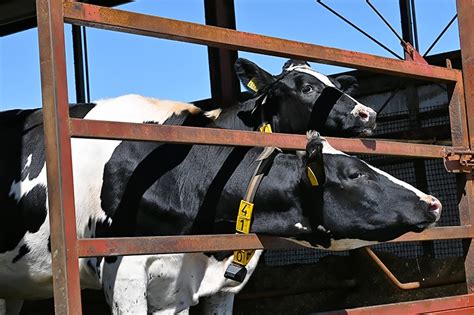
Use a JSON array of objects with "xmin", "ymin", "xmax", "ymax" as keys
[
  {"xmin": 199, "ymin": 293, "xmax": 234, "ymax": 315},
  {"xmin": 102, "ymin": 256, "xmax": 148, "ymax": 314}
]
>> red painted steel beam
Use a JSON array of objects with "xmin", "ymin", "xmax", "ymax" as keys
[
  {"xmin": 69, "ymin": 118, "xmax": 462, "ymax": 158},
  {"xmin": 77, "ymin": 226, "xmax": 473, "ymax": 257},
  {"xmin": 456, "ymin": 0, "xmax": 474, "ymax": 148},
  {"xmin": 36, "ymin": 0, "xmax": 82, "ymax": 313},
  {"xmin": 313, "ymin": 294, "xmax": 474, "ymax": 315},
  {"xmin": 62, "ymin": 2, "xmax": 461, "ymax": 83},
  {"xmin": 456, "ymin": 0, "xmax": 474, "ymax": 294}
]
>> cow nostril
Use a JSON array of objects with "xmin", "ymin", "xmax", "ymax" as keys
[
  {"xmin": 358, "ymin": 111, "xmax": 369, "ymax": 119},
  {"xmin": 428, "ymin": 198, "xmax": 442, "ymax": 221}
]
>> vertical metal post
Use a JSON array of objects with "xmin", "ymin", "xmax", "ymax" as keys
[
  {"xmin": 36, "ymin": 0, "xmax": 82, "ymax": 313},
  {"xmin": 204, "ymin": 0, "xmax": 240, "ymax": 107},
  {"xmin": 72, "ymin": 25, "xmax": 86, "ymax": 103},
  {"xmin": 456, "ymin": 0, "xmax": 474, "ymax": 293},
  {"xmin": 399, "ymin": 0, "xmax": 414, "ymax": 45}
]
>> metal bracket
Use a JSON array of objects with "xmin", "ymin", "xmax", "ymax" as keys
[
  {"xmin": 402, "ymin": 42, "xmax": 428, "ymax": 64},
  {"xmin": 443, "ymin": 148, "xmax": 474, "ymax": 173}
]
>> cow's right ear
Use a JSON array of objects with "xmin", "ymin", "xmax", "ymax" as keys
[
  {"xmin": 235, "ymin": 58, "xmax": 275, "ymax": 93},
  {"xmin": 305, "ymin": 131, "xmax": 326, "ymax": 187}
]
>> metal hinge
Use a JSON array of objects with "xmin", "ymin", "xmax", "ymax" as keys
[{"xmin": 443, "ymin": 148, "xmax": 474, "ymax": 173}]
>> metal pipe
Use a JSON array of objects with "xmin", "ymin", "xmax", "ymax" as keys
[
  {"xmin": 72, "ymin": 25, "xmax": 85, "ymax": 103},
  {"xmin": 367, "ymin": 0, "xmax": 404, "ymax": 44},
  {"xmin": 317, "ymin": 0, "xmax": 403, "ymax": 60},
  {"xmin": 410, "ymin": 0, "xmax": 419, "ymax": 51},
  {"xmin": 423, "ymin": 14, "xmax": 458, "ymax": 57},
  {"xmin": 364, "ymin": 247, "xmax": 420, "ymax": 290}
]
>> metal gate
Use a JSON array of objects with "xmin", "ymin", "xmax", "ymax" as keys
[{"xmin": 35, "ymin": 0, "xmax": 474, "ymax": 313}]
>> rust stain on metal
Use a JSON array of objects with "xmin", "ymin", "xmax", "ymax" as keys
[{"xmin": 62, "ymin": 2, "xmax": 461, "ymax": 82}]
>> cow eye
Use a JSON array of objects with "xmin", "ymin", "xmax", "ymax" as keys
[
  {"xmin": 302, "ymin": 85, "xmax": 314, "ymax": 94},
  {"xmin": 349, "ymin": 172, "xmax": 365, "ymax": 180}
]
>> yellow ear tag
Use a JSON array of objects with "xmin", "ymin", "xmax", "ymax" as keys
[
  {"xmin": 247, "ymin": 77, "xmax": 258, "ymax": 92},
  {"xmin": 307, "ymin": 167, "xmax": 319, "ymax": 186},
  {"xmin": 259, "ymin": 123, "xmax": 272, "ymax": 133}
]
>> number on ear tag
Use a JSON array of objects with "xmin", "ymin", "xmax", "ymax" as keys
[{"xmin": 247, "ymin": 77, "xmax": 258, "ymax": 92}]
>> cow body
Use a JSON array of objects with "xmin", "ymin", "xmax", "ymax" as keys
[{"xmin": 0, "ymin": 60, "xmax": 441, "ymax": 314}]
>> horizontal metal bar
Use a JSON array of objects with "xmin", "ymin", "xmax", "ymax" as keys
[
  {"xmin": 314, "ymin": 294, "xmax": 474, "ymax": 315},
  {"xmin": 63, "ymin": 2, "xmax": 460, "ymax": 82},
  {"xmin": 77, "ymin": 226, "xmax": 472, "ymax": 257},
  {"xmin": 390, "ymin": 225, "xmax": 473, "ymax": 242},
  {"xmin": 69, "ymin": 118, "xmax": 463, "ymax": 158}
]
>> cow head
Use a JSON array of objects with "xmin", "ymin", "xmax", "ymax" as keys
[
  {"xmin": 294, "ymin": 131, "xmax": 441, "ymax": 250},
  {"xmin": 235, "ymin": 58, "xmax": 377, "ymax": 136}
]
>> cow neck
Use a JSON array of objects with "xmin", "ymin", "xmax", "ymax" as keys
[{"xmin": 224, "ymin": 127, "xmax": 278, "ymax": 283}]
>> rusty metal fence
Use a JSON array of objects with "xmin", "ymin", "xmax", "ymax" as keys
[{"xmin": 35, "ymin": 0, "xmax": 474, "ymax": 314}]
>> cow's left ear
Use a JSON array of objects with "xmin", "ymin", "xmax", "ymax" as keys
[
  {"xmin": 305, "ymin": 131, "xmax": 326, "ymax": 187},
  {"xmin": 332, "ymin": 75, "xmax": 359, "ymax": 95},
  {"xmin": 235, "ymin": 58, "xmax": 276, "ymax": 93}
]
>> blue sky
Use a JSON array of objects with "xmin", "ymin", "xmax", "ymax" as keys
[{"xmin": 0, "ymin": 0, "xmax": 460, "ymax": 110}]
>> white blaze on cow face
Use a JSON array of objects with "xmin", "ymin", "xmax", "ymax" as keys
[{"xmin": 285, "ymin": 65, "xmax": 336, "ymax": 88}]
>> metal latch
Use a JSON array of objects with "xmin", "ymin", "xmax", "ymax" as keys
[{"xmin": 443, "ymin": 148, "xmax": 474, "ymax": 173}]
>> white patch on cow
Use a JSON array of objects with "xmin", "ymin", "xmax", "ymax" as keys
[
  {"xmin": 285, "ymin": 65, "xmax": 336, "ymax": 88},
  {"xmin": 102, "ymin": 251, "xmax": 262, "ymax": 314},
  {"xmin": 204, "ymin": 108, "xmax": 222, "ymax": 120},
  {"xmin": 0, "ymin": 164, "xmax": 55, "ymax": 300},
  {"xmin": 24, "ymin": 155, "xmax": 32, "ymax": 170},
  {"xmin": 294, "ymin": 222, "xmax": 309, "ymax": 231},
  {"xmin": 8, "ymin": 161, "xmax": 47, "ymax": 203},
  {"xmin": 88, "ymin": 94, "xmax": 200, "ymax": 124}
]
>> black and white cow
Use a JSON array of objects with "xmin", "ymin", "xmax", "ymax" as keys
[
  {"xmin": 234, "ymin": 58, "xmax": 377, "ymax": 136},
  {"xmin": 0, "ymin": 61, "xmax": 438, "ymax": 314}
]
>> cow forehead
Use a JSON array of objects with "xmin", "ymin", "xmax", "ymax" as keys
[
  {"xmin": 285, "ymin": 65, "xmax": 336, "ymax": 88},
  {"xmin": 320, "ymin": 138, "xmax": 428, "ymax": 199}
]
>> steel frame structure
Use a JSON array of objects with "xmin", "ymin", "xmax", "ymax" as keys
[{"xmin": 34, "ymin": 0, "xmax": 474, "ymax": 313}]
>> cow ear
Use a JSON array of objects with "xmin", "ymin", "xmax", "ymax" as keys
[
  {"xmin": 235, "ymin": 58, "xmax": 275, "ymax": 93},
  {"xmin": 332, "ymin": 75, "xmax": 359, "ymax": 95},
  {"xmin": 305, "ymin": 131, "xmax": 326, "ymax": 187}
]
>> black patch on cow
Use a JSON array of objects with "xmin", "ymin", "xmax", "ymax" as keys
[
  {"xmin": 12, "ymin": 244, "xmax": 30, "ymax": 263},
  {"xmin": 1, "ymin": 184, "xmax": 47, "ymax": 253},
  {"xmin": 47, "ymin": 236, "xmax": 51, "ymax": 252},
  {"xmin": 98, "ymin": 111, "xmax": 213, "ymax": 238},
  {"xmin": 0, "ymin": 104, "xmax": 95, "ymax": 253}
]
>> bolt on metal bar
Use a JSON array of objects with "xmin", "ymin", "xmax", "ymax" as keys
[
  {"xmin": 316, "ymin": 0, "xmax": 404, "ymax": 59},
  {"xmin": 423, "ymin": 14, "xmax": 458, "ymax": 57}
]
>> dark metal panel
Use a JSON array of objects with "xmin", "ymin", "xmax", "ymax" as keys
[
  {"xmin": 204, "ymin": 0, "xmax": 239, "ymax": 107},
  {"xmin": 313, "ymin": 294, "xmax": 474, "ymax": 315},
  {"xmin": 36, "ymin": 0, "xmax": 82, "ymax": 313},
  {"xmin": 68, "ymin": 118, "xmax": 463, "ymax": 158},
  {"xmin": 62, "ymin": 2, "xmax": 461, "ymax": 82}
]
